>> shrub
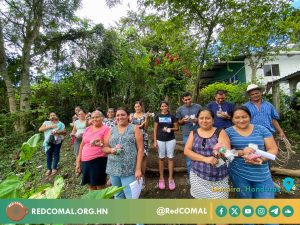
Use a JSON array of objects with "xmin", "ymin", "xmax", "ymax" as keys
[{"xmin": 199, "ymin": 82, "xmax": 248, "ymax": 105}]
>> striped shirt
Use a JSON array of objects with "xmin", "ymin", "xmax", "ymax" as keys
[
  {"xmin": 191, "ymin": 128, "xmax": 228, "ymax": 181},
  {"xmin": 244, "ymin": 100, "xmax": 280, "ymax": 133},
  {"xmin": 225, "ymin": 125, "xmax": 272, "ymax": 182}
]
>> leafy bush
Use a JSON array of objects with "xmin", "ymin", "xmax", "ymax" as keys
[{"xmin": 199, "ymin": 82, "xmax": 248, "ymax": 105}]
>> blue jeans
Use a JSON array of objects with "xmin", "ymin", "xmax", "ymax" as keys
[
  {"xmin": 46, "ymin": 143, "xmax": 62, "ymax": 170},
  {"xmin": 230, "ymin": 172, "xmax": 278, "ymax": 225},
  {"xmin": 109, "ymin": 175, "xmax": 136, "ymax": 199},
  {"xmin": 110, "ymin": 175, "xmax": 143, "ymax": 225},
  {"xmin": 183, "ymin": 135, "xmax": 191, "ymax": 177}
]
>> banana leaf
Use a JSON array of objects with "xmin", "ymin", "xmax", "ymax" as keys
[
  {"xmin": 82, "ymin": 186, "xmax": 125, "ymax": 199},
  {"xmin": 18, "ymin": 133, "xmax": 41, "ymax": 165},
  {"xmin": 29, "ymin": 176, "xmax": 64, "ymax": 199},
  {"xmin": 0, "ymin": 176, "xmax": 23, "ymax": 198}
]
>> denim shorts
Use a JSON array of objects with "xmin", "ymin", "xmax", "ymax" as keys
[{"xmin": 157, "ymin": 139, "xmax": 176, "ymax": 158}]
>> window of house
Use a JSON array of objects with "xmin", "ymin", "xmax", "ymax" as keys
[{"xmin": 263, "ymin": 64, "xmax": 280, "ymax": 76}]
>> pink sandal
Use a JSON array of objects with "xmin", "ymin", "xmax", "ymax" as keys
[
  {"xmin": 168, "ymin": 179, "xmax": 176, "ymax": 190},
  {"xmin": 158, "ymin": 179, "xmax": 165, "ymax": 190}
]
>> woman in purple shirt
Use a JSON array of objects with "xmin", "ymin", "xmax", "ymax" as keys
[{"xmin": 184, "ymin": 108, "xmax": 231, "ymax": 201}]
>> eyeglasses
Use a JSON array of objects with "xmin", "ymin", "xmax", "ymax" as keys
[{"xmin": 202, "ymin": 138, "xmax": 206, "ymax": 149}]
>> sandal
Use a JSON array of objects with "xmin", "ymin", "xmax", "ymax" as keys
[
  {"xmin": 158, "ymin": 179, "xmax": 165, "ymax": 190},
  {"xmin": 168, "ymin": 179, "xmax": 176, "ymax": 191},
  {"xmin": 51, "ymin": 169, "xmax": 58, "ymax": 176},
  {"xmin": 45, "ymin": 170, "xmax": 51, "ymax": 176}
]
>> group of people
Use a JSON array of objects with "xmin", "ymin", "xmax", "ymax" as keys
[
  {"xmin": 181, "ymin": 85, "xmax": 284, "ymax": 198},
  {"xmin": 39, "ymin": 84, "xmax": 285, "ymax": 212}
]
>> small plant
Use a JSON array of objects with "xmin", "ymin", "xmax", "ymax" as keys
[{"xmin": 0, "ymin": 133, "xmax": 64, "ymax": 199}]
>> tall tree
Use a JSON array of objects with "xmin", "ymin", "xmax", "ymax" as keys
[
  {"xmin": 0, "ymin": 19, "xmax": 16, "ymax": 112},
  {"xmin": 117, "ymin": 12, "xmax": 195, "ymax": 108},
  {"xmin": 142, "ymin": 0, "xmax": 236, "ymax": 101},
  {"xmin": 0, "ymin": 0, "xmax": 82, "ymax": 131},
  {"xmin": 218, "ymin": 0, "xmax": 294, "ymax": 83}
]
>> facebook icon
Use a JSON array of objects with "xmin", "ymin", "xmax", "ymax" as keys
[{"xmin": 216, "ymin": 206, "xmax": 227, "ymax": 217}]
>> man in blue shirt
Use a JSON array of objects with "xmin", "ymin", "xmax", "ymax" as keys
[
  {"xmin": 207, "ymin": 90, "xmax": 234, "ymax": 129},
  {"xmin": 176, "ymin": 92, "xmax": 202, "ymax": 181},
  {"xmin": 244, "ymin": 84, "xmax": 286, "ymax": 139}
]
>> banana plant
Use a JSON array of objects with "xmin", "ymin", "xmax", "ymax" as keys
[
  {"xmin": 0, "ymin": 133, "xmax": 60, "ymax": 199},
  {"xmin": 18, "ymin": 133, "xmax": 41, "ymax": 165}
]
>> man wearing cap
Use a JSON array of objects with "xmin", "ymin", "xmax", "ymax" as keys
[
  {"xmin": 207, "ymin": 90, "xmax": 235, "ymax": 129},
  {"xmin": 244, "ymin": 84, "xmax": 286, "ymax": 139},
  {"xmin": 176, "ymin": 92, "xmax": 202, "ymax": 181}
]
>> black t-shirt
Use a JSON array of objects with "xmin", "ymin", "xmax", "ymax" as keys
[{"xmin": 154, "ymin": 113, "xmax": 177, "ymax": 141}]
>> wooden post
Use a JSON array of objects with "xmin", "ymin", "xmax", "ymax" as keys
[
  {"xmin": 289, "ymin": 77, "xmax": 300, "ymax": 96},
  {"xmin": 272, "ymin": 82, "xmax": 280, "ymax": 113}
]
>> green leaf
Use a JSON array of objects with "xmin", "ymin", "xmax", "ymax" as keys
[
  {"xmin": 23, "ymin": 171, "xmax": 31, "ymax": 182},
  {"xmin": 26, "ymin": 133, "xmax": 41, "ymax": 147},
  {"xmin": 18, "ymin": 133, "xmax": 41, "ymax": 164},
  {"xmin": 29, "ymin": 177, "xmax": 64, "ymax": 199},
  {"xmin": 22, "ymin": 184, "xmax": 52, "ymax": 199},
  {"xmin": 81, "ymin": 186, "xmax": 125, "ymax": 199},
  {"xmin": 0, "ymin": 176, "xmax": 23, "ymax": 198}
]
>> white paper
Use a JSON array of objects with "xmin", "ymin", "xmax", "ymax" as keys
[
  {"xmin": 215, "ymin": 158, "xmax": 226, "ymax": 167},
  {"xmin": 129, "ymin": 177, "xmax": 143, "ymax": 199},
  {"xmin": 255, "ymin": 149, "xmax": 276, "ymax": 161},
  {"xmin": 248, "ymin": 143, "xmax": 276, "ymax": 160}
]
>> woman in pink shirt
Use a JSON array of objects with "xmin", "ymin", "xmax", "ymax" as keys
[{"xmin": 75, "ymin": 110, "xmax": 110, "ymax": 190}]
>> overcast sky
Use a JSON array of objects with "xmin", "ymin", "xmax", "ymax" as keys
[
  {"xmin": 76, "ymin": 0, "xmax": 138, "ymax": 28},
  {"xmin": 76, "ymin": 0, "xmax": 300, "ymax": 28}
]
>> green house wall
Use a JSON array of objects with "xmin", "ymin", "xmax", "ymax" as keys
[{"xmin": 211, "ymin": 63, "xmax": 246, "ymax": 83}]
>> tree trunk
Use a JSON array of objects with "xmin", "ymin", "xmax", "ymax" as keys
[
  {"xmin": 248, "ymin": 56, "xmax": 258, "ymax": 83},
  {"xmin": 193, "ymin": 67, "xmax": 203, "ymax": 102},
  {"xmin": 17, "ymin": 1, "xmax": 44, "ymax": 132},
  {"xmin": 192, "ymin": 23, "xmax": 215, "ymax": 102},
  {"xmin": 251, "ymin": 65, "xmax": 258, "ymax": 83},
  {"xmin": 19, "ymin": 0, "xmax": 44, "ymax": 112},
  {"xmin": 0, "ymin": 19, "xmax": 17, "ymax": 113},
  {"xmin": 20, "ymin": 41, "xmax": 32, "ymax": 112}
]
